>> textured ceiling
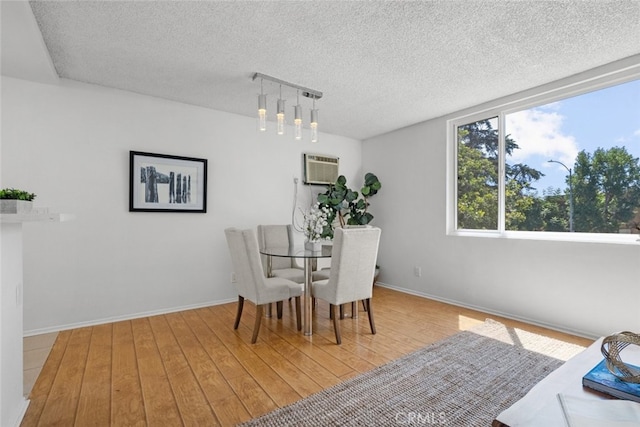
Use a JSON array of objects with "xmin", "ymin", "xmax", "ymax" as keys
[{"xmin": 11, "ymin": 1, "xmax": 640, "ymax": 140}]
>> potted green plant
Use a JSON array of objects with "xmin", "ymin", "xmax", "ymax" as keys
[
  {"xmin": 316, "ymin": 172, "xmax": 381, "ymax": 239},
  {"xmin": 0, "ymin": 188, "xmax": 36, "ymax": 214},
  {"xmin": 316, "ymin": 173, "xmax": 383, "ymax": 285}
]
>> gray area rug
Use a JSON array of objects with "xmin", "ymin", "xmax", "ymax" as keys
[{"xmin": 238, "ymin": 319, "xmax": 586, "ymax": 426}]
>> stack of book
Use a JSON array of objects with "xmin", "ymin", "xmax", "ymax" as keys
[{"xmin": 582, "ymin": 359, "xmax": 640, "ymax": 403}]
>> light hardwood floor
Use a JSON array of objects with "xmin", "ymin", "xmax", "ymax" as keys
[
  {"xmin": 24, "ymin": 332, "xmax": 59, "ymax": 398},
  {"xmin": 21, "ymin": 286, "xmax": 593, "ymax": 426}
]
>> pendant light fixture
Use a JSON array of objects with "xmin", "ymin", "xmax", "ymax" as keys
[
  {"xmin": 294, "ymin": 90, "xmax": 303, "ymax": 141},
  {"xmin": 310, "ymin": 97, "xmax": 319, "ymax": 143},
  {"xmin": 258, "ymin": 78, "xmax": 267, "ymax": 132},
  {"xmin": 252, "ymin": 73, "xmax": 322, "ymax": 142},
  {"xmin": 276, "ymin": 85, "xmax": 285, "ymax": 135}
]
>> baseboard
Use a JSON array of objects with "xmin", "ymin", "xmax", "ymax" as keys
[
  {"xmin": 11, "ymin": 398, "xmax": 29, "ymax": 427},
  {"xmin": 23, "ymin": 297, "xmax": 237, "ymax": 337},
  {"xmin": 374, "ymin": 281, "xmax": 598, "ymax": 340}
]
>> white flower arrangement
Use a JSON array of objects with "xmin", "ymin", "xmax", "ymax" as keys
[{"xmin": 302, "ymin": 203, "xmax": 332, "ymax": 242}]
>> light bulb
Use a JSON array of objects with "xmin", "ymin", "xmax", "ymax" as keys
[
  {"xmin": 294, "ymin": 104, "xmax": 302, "ymax": 140},
  {"xmin": 310, "ymin": 108, "xmax": 318, "ymax": 143},
  {"xmin": 258, "ymin": 94, "xmax": 267, "ymax": 132},
  {"xmin": 277, "ymin": 99, "xmax": 285, "ymax": 135}
]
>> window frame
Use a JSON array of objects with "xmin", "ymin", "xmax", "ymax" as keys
[{"xmin": 447, "ymin": 62, "xmax": 640, "ymax": 245}]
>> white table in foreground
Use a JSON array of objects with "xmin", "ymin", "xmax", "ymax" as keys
[
  {"xmin": 260, "ymin": 245, "xmax": 331, "ymax": 336},
  {"xmin": 493, "ymin": 337, "xmax": 640, "ymax": 426}
]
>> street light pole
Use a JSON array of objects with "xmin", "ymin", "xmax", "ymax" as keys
[{"xmin": 548, "ymin": 160, "xmax": 574, "ymax": 232}]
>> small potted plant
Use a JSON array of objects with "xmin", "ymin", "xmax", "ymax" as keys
[{"xmin": 0, "ymin": 188, "xmax": 36, "ymax": 214}]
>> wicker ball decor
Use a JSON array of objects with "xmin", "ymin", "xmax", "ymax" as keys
[{"xmin": 601, "ymin": 331, "xmax": 640, "ymax": 383}]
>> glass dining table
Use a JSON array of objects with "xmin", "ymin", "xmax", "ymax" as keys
[{"xmin": 259, "ymin": 244, "xmax": 332, "ymax": 336}]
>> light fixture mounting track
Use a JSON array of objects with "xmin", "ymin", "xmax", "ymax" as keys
[{"xmin": 252, "ymin": 72, "xmax": 322, "ymax": 100}]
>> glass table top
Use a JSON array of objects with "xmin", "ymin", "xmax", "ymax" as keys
[{"xmin": 259, "ymin": 244, "xmax": 332, "ymax": 258}]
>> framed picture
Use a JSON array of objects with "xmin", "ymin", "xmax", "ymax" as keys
[{"xmin": 129, "ymin": 151, "xmax": 207, "ymax": 213}]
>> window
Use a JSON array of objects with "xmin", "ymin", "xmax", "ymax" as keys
[{"xmin": 453, "ymin": 77, "xmax": 640, "ymax": 239}]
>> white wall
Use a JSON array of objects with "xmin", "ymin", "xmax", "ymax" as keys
[
  {"xmin": 363, "ymin": 62, "xmax": 640, "ymax": 339},
  {"xmin": 1, "ymin": 76, "xmax": 362, "ymax": 334}
]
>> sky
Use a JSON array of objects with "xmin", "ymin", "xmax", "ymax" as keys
[{"xmin": 505, "ymin": 78, "xmax": 640, "ymax": 194}]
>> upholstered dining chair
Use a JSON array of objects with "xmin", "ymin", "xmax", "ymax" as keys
[
  {"xmin": 257, "ymin": 224, "xmax": 306, "ymax": 318},
  {"xmin": 311, "ymin": 226, "xmax": 381, "ymax": 344},
  {"xmin": 224, "ymin": 228, "xmax": 303, "ymax": 343},
  {"xmin": 257, "ymin": 224, "xmax": 305, "ymax": 283}
]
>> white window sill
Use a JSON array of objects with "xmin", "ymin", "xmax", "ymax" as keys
[{"xmin": 449, "ymin": 230, "xmax": 640, "ymax": 245}]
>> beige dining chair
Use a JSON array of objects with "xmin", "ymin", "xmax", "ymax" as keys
[
  {"xmin": 257, "ymin": 224, "xmax": 336, "ymax": 317},
  {"xmin": 257, "ymin": 224, "xmax": 305, "ymax": 318},
  {"xmin": 225, "ymin": 228, "xmax": 303, "ymax": 343},
  {"xmin": 257, "ymin": 224, "xmax": 305, "ymax": 283},
  {"xmin": 312, "ymin": 226, "xmax": 381, "ymax": 344}
]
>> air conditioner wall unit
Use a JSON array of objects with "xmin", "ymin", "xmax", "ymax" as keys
[{"xmin": 303, "ymin": 153, "xmax": 339, "ymax": 185}]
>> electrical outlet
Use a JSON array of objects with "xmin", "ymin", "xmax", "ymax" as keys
[
  {"xmin": 231, "ymin": 272, "xmax": 237, "ymax": 283},
  {"xmin": 414, "ymin": 266, "xmax": 422, "ymax": 277}
]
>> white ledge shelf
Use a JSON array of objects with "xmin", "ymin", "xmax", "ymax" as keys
[{"xmin": 0, "ymin": 212, "xmax": 75, "ymax": 223}]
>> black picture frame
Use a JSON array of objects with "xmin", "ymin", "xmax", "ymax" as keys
[{"xmin": 129, "ymin": 151, "xmax": 207, "ymax": 213}]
